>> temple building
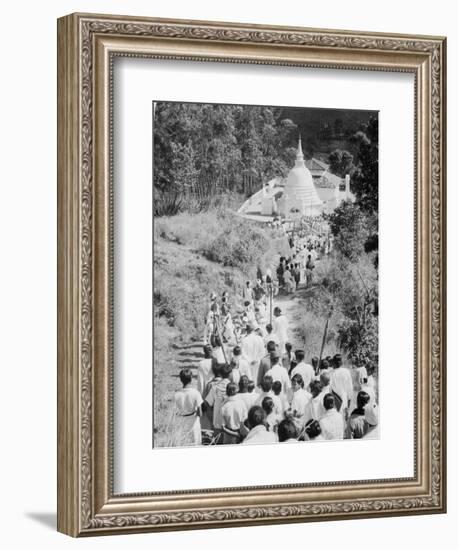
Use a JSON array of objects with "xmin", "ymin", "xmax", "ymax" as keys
[
  {"xmin": 238, "ymin": 137, "xmax": 354, "ymax": 222},
  {"xmin": 279, "ymin": 136, "xmax": 323, "ymax": 217}
]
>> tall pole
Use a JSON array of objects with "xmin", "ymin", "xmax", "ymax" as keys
[
  {"xmin": 269, "ymin": 284, "xmax": 273, "ymax": 326},
  {"xmin": 318, "ymin": 306, "xmax": 333, "ymax": 373},
  {"xmin": 214, "ymin": 314, "xmax": 228, "ymax": 365}
]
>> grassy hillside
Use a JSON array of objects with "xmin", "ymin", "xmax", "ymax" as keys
[{"xmin": 154, "ymin": 209, "xmax": 289, "ymax": 342}]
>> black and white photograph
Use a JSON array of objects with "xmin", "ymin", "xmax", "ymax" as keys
[{"xmin": 153, "ymin": 101, "xmax": 379, "ymax": 448}]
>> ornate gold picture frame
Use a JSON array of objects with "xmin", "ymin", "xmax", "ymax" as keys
[{"xmin": 57, "ymin": 13, "xmax": 446, "ymax": 536}]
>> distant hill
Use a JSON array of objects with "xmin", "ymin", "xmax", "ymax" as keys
[{"xmin": 279, "ymin": 106, "xmax": 377, "ymax": 161}]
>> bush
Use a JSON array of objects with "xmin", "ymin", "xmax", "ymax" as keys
[
  {"xmin": 154, "ymin": 211, "xmax": 221, "ymax": 247},
  {"xmin": 338, "ymin": 316, "xmax": 378, "ymax": 373},
  {"xmin": 294, "ymin": 252, "xmax": 378, "ymax": 370},
  {"xmin": 153, "ymin": 190, "xmax": 183, "ymax": 217},
  {"xmin": 328, "ymin": 201, "xmax": 370, "ymax": 262},
  {"xmin": 204, "ymin": 222, "xmax": 269, "ymax": 271}
]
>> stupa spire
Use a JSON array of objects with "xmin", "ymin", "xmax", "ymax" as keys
[{"xmin": 295, "ymin": 135, "xmax": 305, "ymax": 167}]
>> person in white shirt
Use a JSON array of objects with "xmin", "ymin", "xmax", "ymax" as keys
[
  {"xmin": 212, "ymin": 336, "xmax": 229, "ymax": 365},
  {"xmin": 315, "ymin": 357, "xmax": 332, "ymax": 381},
  {"xmin": 319, "ymin": 393, "xmax": 345, "ymax": 440},
  {"xmin": 282, "ymin": 342, "xmax": 296, "ymax": 373},
  {"xmin": 241, "ymin": 323, "xmax": 265, "ymax": 382},
  {"xmin": 174, "ymin": 368, "xmax": 203, "ymax": 446},
  {"xmin": 272, "ymin": 306, "xmax": 289, "ymax": 353},
  {"xmin": 265, "ymin": 352, "xmax": 291, "ymax": 395},
  {"xmin": 278, "ymin": 419, "xmax": 298, "ymax": 443},
  {"xmin": 311, "ymin": 356, "xmax": 320, "ymax": 377},
  {"xmin": 255, "ymin": 375, "xmax": 283, "ymax": 416},
  {"xmin": 261, "ymin": 396, "xmax": 281, "ymax": 436},
  {"xmin": 255, "ymin": 302, "xmax": 267, "ymax": 328},
  {"xmin": 360, "ymin": 377, "xmax": 377, "ymax": 405},
  {"xmin": 272, "ymin": 380, "xmax": 289, "ymax": 416},
  {"xmin": 313, "ymin": 372, "xmax": 332, "ymax": 418},
  {"xmin": 197, "ymin": 345, "xmax": 214, "ymax": 396},
  {"xmin": 229, "ymin": 345, "xmax": 252, "ymax": 385},
  {"xmin": 330, "ymin": 354, "xmax": 354, "ymax": 415},
  {"xmin": 221, "ymin": 310, "xmax": 236, "ymax": 346},
  {"xmin": 242, "ymin": 406, "xmax": 277, "ymax": 445},
  {"xmin": 359, "ymin": 381, "xmax": 379, "ymax": 427},
  {"xmin": 237, "ymin": 376, "xmax": 258, "ymax": 410},
  {"xmin": 204, "ymin": 364, "xmax": 232, "ymax": 441},
  {"xmin": 303, "ymin": 379, "xmax": 326, "ymax": 425},
  {"xmin": 257, "ymin": 342, "xmax": 277, "ymax": 387},
  {"xmin": 242, "ymin": 281, "xmax": 254, "ymax": 305},
  {"xmin": 221, "ymin": 383, "xmax": 248, "ymax": 444},
  {"xmin": 263, "ymin": 324, "xmax": 280, "ymax": 348},
  {"xmin": 203, "ymin": 310, "xmax": 216, "ymax": 346},
  {"xmin": 288, "ymin": 373, "xmax": 312, "ymax": 430},
  {"xmin": 290, "ymin": 350, "xmax": 315, "ymax": 391},
  {"xmin": 355, "ymin": 365, "xmax": 368, "ymax": 388}
]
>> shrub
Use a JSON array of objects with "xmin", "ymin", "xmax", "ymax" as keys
[
  {"xmin": 338, "ymin": 316, "xmax": 378, "ymax": 373},
  {"xmin": 153, "ymin": 190, "xmax": 183, "ymax": 217},
  {"xmin": 328, "ymin": 201, "xmax": 370, "ymax": 262}
]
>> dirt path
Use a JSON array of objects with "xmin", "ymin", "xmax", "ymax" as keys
[{"xmin": 273, "ymin": 284, "xmax": 315, "ymax": 349}]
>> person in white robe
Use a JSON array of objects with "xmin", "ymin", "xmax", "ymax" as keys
[
  {"xmin": 221, "ymin": 383, "xmax": 248, "ymax": 444},
  {"xmin": 360, "ymin": 378, "xmax": 377, "ymax": 406},
  {"xmin": 255, "ymin": 375, "xmax": 283, "ymax": 416},
  {"xmin": 303, "ymin": 379, "xmax": 326, "ymax": 426},
  {"xmin": 237, "ymin": 376, "xmax": 258, "ymax": 410},
  {"xmin": 255, "ymin": 301, "xmax": 267, "ymax": 327},
  {"xmin": 355, "ymin": 365, "xmax": 368, "ymax": 388},
  {"xmin": 319, "ymin": 394, "xmax": 344, "ymax": 440},
  {"xmin": 203, "ymin": 311, "xmax": 216, "ymax": 345},
  {"xmin": 290, "ymin": 349, "xmax": 314, "ymax": 391},
  {"xmin": 359, "ymin": 381, "xmax": 379, "ymax": 427},
  {"xmin": 263, "ymin": 324, "xmax": 280, "ymax": 348},
  {"xmin": 330, "ymin": 354, "xmax": 354, "ymax": 415},
  {"xmin": 272, "ymin": 380, "xmax": 289, "ymax": 416},
  {"xmin": 348, "ymin": 390, "xmax": 378, "ymax": 439},
  {"xmin": 272, "ymin": 306, "xmax": 289, "ymax": 353},
  {"xmin": 197, "ymin": 345, "xmax": 214, "ymax": 396},
  {"xmin": 242, "ymin": 281, "xmax": 254, "ymax": 304},
  {"xmin": 174, "ymin": 369, "xmax": 203, "ymax": 446},
  {"xmin": 212, "ymin": 336, "xmax": 229, "ymax": 365},
  {"xmin": 230, "ymin": 345, "xmax": 252, "ymax": 384},
  {"xmin": 265, "ymin": 352, "xmax": 291, "ymax": 396},
  {"xmin": 241, "ymin": 323, "xmax": 265, "ymax": 383},
  {"xmin": 243, "ymin": 301, "xmax": 257, "ymax": 327},
  {"xmin": 256, "ymin": 343, "xmax": 276, "ymax": 387},
  {"xmin": 261, "ymin": 395, "xmax": 281, "ymax": 436},
  {"xmin": 288, "ymin": 373, "xmax": 312, "ymax": 430},
  {"xmin": 221, "ymin": 311, "xmax": 236, "ymax": 345},
  {"xmin": 204, "ymin": 364, "xmax": 232, "ymax": 440}
]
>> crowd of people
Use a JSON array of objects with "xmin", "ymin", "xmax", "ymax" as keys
[{"xmin": 173, "ymin": 239, "xmax": 378, "ymax": 446}]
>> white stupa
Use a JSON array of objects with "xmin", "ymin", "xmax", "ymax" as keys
[{"xmin": 282, "ymin": 137, "xmax": 323, "ymax": 217}]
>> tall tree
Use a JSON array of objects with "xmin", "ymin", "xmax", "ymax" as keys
[
  {"xmin": 328, "ymin": 201, "xmax": 370, "ymax": 263},
  {"xmin": 351, "ymin": 116, "xmax": 378, "ymax": 215},
  {"xmin": 328, "ymin": 149, "xmax": 355, "ymax": 178},
  {"xmin": 153, "ymin": 102, "xmax": 297, "ymax": 197}
]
